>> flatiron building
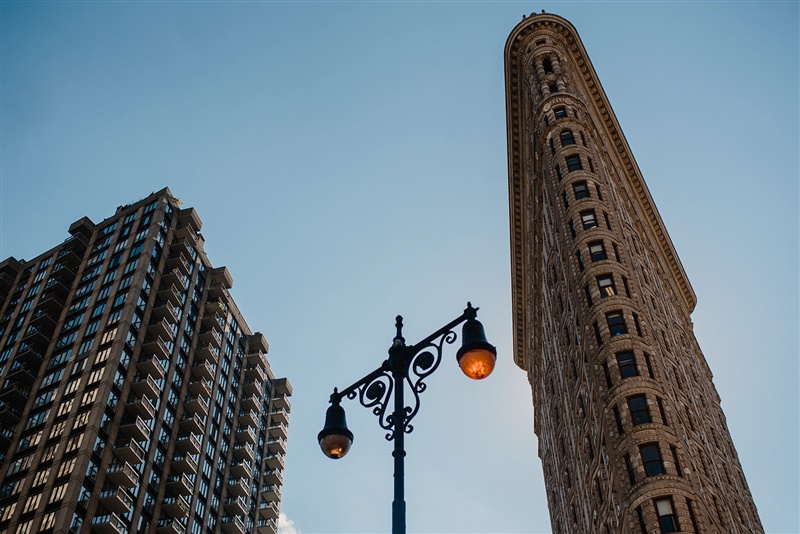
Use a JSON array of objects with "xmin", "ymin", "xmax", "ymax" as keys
[
  {"xmin": 504, "ymin": 13, "xmax": 762, "ymax": 533},
  {"xmin": 0, "ymin": 188, "xmax": 291, "ymax": 534}
]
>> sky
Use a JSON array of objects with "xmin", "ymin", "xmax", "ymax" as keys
[{"xmin": 0, "ymin": 1, "xmax": 798, "ymax": 533}]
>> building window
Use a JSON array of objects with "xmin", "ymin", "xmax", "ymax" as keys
[
  {"xmin": 603, "ymin": 362, "xmax": 613, "ymax": 388},
  {"xmin": 625, "ymin": 454, "xmax": 636, "ymax": 484},
  {"xmin": 593, "ymin": 321, "xmax": 602, "ymax": 345},
  {"xmin": 670, "ymin": 446, "xmax": 682, "ymax": 476},
  {"xmin": 598, "ymin": 274, "xmax": 616, "ymax": 297},
  {"xmin": 548, "ymin": 82, "xmax": 558, "ymax": 94},
  {"xmin": 576, "ymin": 251, "xmax": 585, "ymax": 271},
  {"xmin": 562, "ymin": 192, "xmax": 569, "ymax": 209},
  {"xmin": 543, "ymin": 57, "xmax": 553, "ymax": 73},
  {"xmin": 570, "ymin": 220, "xmax": 576, "ymax": 238},
  {"xmin": 655, "ymin": 498, "xmax": 679, "ymax": 533},
  {"xmin": 588, "ymin": 241, "xmax": 606, "ymax": 261},
  {"xmin": 616, "ymin": 351, "xmax": 638, "ymax": 378},
  {"xmin": 657, "ymin": 397, "xmax": 668, "ymax": 425},
  {"xmin": 585, "ymin": 285, "xmax": 593, "ymax": 307},
  {"xmin": 613, "ymin": 406, "xmax": 624, "ymax": 434},
  {"xmin": 573, "ymin": 181, "xmax": 589, "ymax": 199},
  {"xmin": 566, "ymin": 154, "xmax": 582, "ymax": 172},
  {"xmin": 640, "ymin": 443, "xmax": 665, "ymax": 476},
  {"xmin": 636, "ymin": 506, "xmax": 647, "ymax": 534},
  {"xmin": 623, "ymin": 276, "xmax": 631, "ymax": 298},
  {"xmin": 555, "ymin": 165, "xmax": 563, "ymax": 181},
  {"xmin": 644, "ymin": 353, "xmax": 655, "ymax": 378},
  {"xmin": 550, "ymin": 138, "xmax": 556, "ymax": 155},
  {"xmin": 595, "ymin": 184, "xmax": 603, "ymax": 200},
  {"xmin": 581, "ymin": 210, "xmax": 597, "ymax": 230},
  {"xmin": 628, "ymin": 395, "xmax": 651, "ymax": 425},
  {"xmin": 554, "ymin": 106, "xmax": 567, "ymax": 119},
  {"xmin": 606, "ymin": 311, "xmax": 626, "ymax": 336},
  {"xmin": 560, "ymin": 130, "xmax": 575, "ymax": 146}
]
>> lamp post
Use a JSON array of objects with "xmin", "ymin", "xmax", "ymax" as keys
[{"xmin": 318, "ymin": 302, "xmax": 496, "ymax": 534}]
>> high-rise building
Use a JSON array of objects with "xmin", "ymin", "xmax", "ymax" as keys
[
  {"xmin": 0, "ymin": 188, "xmax": 291, "ymax": 534},
  {"xmin": 504, "ymin": 13, "xmax": 762, "ymax": 534}
]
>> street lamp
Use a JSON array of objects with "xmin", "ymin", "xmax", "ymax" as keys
[{"xmin": 318, "ymin": 302, "xmax": 496, "ymax": 534}]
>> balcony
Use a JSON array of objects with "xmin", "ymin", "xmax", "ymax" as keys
[
  {"xmin": 238, "ymin": 410, "xmax": 259, "ymax": 428},
  {"xmin": 224, "ymin": 496, "xmax": 248, "ymax": 516},
  {"xmin": 184, "ymin": 395, "xmax": 209, "ymax": 417},
  {"xmin": 171, "ymin": 454, "xmax": 198, "ymax": 474},
  {"xmin": 166, "ymin": 252, "xmax": 192, "ymax": 276},
  {"xmin": 207, "ymin": 282, "xmax": 228, "ymax": 299},
  {"xmin": 175, "ymin": 433, "xmax": 201, "ymax": 455},
  {"xmin": 170, "ymin": 239, "xmax": 194, "ymax": 262},
  {"xmin": 132, "ymin": 374, "xmax": 161, "ymax": 399},
  {"xmin": 148, "ymin": 317, "xmax": 176, "ymax": 342},
  {"xmin": 157, "ymin": 284, "xmax": 182, "ymax": 307},
  {"xmin": 153, "ymin": 303, "xmax": 180, "ymax": 324},
  {"xmin": 221, "ymin": 515, "xmax": 245, "ymax": 534},
  {"xmin": 240, "ymin": 395, "xmax": 261, "ymax": 412},
  {"xmin": 264, "ymin": 469, "xmax": 283, "ymax": 486},
  {"xmin": 268, "ymin": 422, "xmax": 288, "ymax": 440},
  {"xmin": 256, "ymin": 520, "xmax": 278, "ymax": 534},
  {"xmin": 235, "ymin": 426, "xmax": 257, "ymax": 445},
  {"xmin": 204, "ymin": 298, "xmax": 228, "ymax": 315},
  {"xmin": 248, "ymin": 333, "xmax": 269, "ymax": 354},
  {"xmin": 230, "ymin": 459, "xmax": 253, "ymax": 479},
  {"xmin": 162, "ymin": 268, "xmax": 188, "ymax": 291},
  {"xmin": 244, "ymin": 364, "xmax": 266, "ymax": 383},
  {"xmin": 162, "ymin": 495, "xmax": 190, "ymax": 517},
  {"xmin": 246, "ymin": 351, "xmax": 268, "ymax": 372},
  {"xmin": 0, "ymin": 402, "xmax": 22, "ymax": 425},
  {"xmin": 156, "ymin": 518, "xmax": 186, "ymax": 534},
  {"xmin": 271, "ymin": 394, "xmax": 290, "ymax": 411},
  {"xmin": 22, "ymin": 326, "xmax": 51, "ymax": 349},
  {"xmin": 0, "ymin": 272, "xmax": 14, "ymax": 293},
  {"xmin": 269, "ymin": 408, "xmax": 289, "ymax": 425},
  {"xmin": 126, "ymin": 395, "xmax": 156, "ymax": 420},
  {"xmin": 202, "ymin": 310, "xmax": 224, "ymax": 328},
  {"xmin": 274, "ymin": 377, "xmax": 292, "ymax": 396},
  {"xmin": 243, "ymin": 380, "xmax": 263, "ymax": 398},
  {"xmin": 15, "ymin": 345, "xmax": 45, "ymax": 368},
  {"xmin": 166, "ymin": 473, "xmax": 193, "ymax": 495},
  {"xmin": 265, "ymin": 452, "xmax": 284, "ymax": 470},
  {"xmin": 258, "ymin": 500, "xmax": 280, "ymax": 520},
  {"xmin": 138, "ymin": 354, "xmax": 167, "ymax": 379},
  {"xmin": 232, "ymin": 442, "xmax": 255, "ymax": 462},
  {"xmin": 0, "ymin": 427, "xmax": 14, "ymax": 449},
  {"xmin": 114, "ymin": 439, "xmax": 145, "ymax": 465},
  {"xmin": 180, "ymin": 413, "xmax": 205, "ymax": 434},
  {"xmin": 120, "ymin": 417, "xmax": 150, "ymax": 442},
  {"xmin": 7, "ymin": 363, "xmax": 37, "ymax": 385},
  {"xmin": 0, "ymin": 383, "xmax": 31, "ymax": 406},
  {"xmin": 199, "ymin": 327, "xmax": 222, "ymax": 348},
  {"xmin": 260, "ymin": 485, "xmax": 281, "ymax": 501},
  {"xmin": 226, "ymin": 478, "xmax": 250, "ymax": 497},
  {"xmin": 106, "ymin": 462, "xmax": 139, "ymax": 487},
  {"xmin": 191, "ymin": 361, "xmax": 215, "ymax": 381},
  {"xmin": 174, "ymin": 225, "xmax": 200, "ymax": 247},
  {"xmin": 42, "ymin": 279, "xmax": 70, "ymax": 299},
  {"xmin": 29, "ymin": 310, "xmax": 58, "ymax": 331},
  {"xmin": 143, "ymin": 336, "xmax": 171, "ymax": 360},
  {"xmin": 267, "ymin": 437, "xmax": 286, "ymax": 455},
  {"xmin": 195, "ymin": 344, "xmax": 219, "ymax": 364},
  {"xmin": 91, "ymin": 513, "xmax": 126, "ymax": 534},
  {"xmin": 56, "ymin": 248, "xmax": 83, "ymax": 267},
  {"xmin": 99, "ymin": 488, "xmax": 134, "ymax": 514},
  {"xmin": 187, "ymin": 378, "xmax": 212, "ymax": 398},
  {"xmin": 37, "ymin": 293, "xmax": 66, "ymax": 312}
]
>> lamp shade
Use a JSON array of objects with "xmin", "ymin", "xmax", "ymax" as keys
[
  {"xmin": 318, "ymin": 402, "xmax": 354, "ymax": 459},
  {"xmin": 456, "ymin": 317, "xmax": 497, "ymax": 380}
]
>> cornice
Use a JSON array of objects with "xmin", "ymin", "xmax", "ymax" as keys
[{"xmin": 505, "ymin": 13, "xmax": 696, "ymax": 372}]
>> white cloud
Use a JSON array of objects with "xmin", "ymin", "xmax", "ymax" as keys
[{"xmin": 278, "ymin": 512, "xmax": 300, "ymax": 534}]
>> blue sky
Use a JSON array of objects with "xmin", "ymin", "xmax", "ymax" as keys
[{"xmin": 1, "ymin": 1, "xmax": 797, "ymax": 533}]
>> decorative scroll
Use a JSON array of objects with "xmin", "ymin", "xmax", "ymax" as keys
[
  {"xmin": 346, "ymin": 369, "xmax": 395, "ymax": 440},
  {"xmin": 401, "ymin": 329, "xmax": 458, "ymax": 436}
]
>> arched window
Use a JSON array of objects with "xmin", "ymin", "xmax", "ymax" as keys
[
  {"xmin": 543, "ymin": 57, "xmax": 554, "ymax": 73},
  {"xmin": 560, "ymin": 130, "xmax": 576, "ymax": 147}
]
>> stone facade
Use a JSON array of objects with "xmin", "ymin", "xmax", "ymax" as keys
[
  {"xmin": 504, "ymin": 13, "xmax": 762, "ymax": 534},
  {"xmin": 0, "ymin": 188, "xmax": 290, "ymax": 534}
]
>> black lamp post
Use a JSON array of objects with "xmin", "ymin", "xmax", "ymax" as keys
[{"xmin": 318, "ymin": 302, "xmax": 496, "ymax": 534}]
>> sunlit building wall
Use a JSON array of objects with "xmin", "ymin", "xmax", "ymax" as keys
[
  {"xmin": 504, "ymin": 13, "xmax": 762, "ymax": 533},
  {"xmin": 0, "ymin": 188, "xmax": 291, "ymax": 534}
]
